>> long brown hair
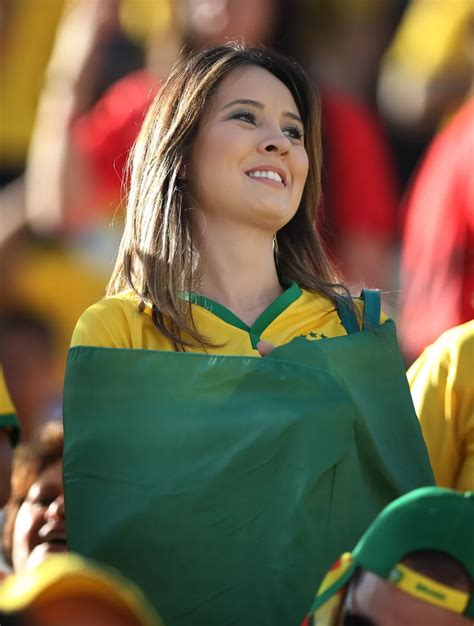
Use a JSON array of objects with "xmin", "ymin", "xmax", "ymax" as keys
[{"xmin": 108, "ymin": 43, "xmax": 344, "ymax": 350}]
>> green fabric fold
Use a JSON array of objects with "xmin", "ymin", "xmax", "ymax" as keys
[{"xmin": 64, "ymin": 320, "xmax": 434, "ymax": 626}]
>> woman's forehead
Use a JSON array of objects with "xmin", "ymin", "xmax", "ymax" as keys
[
  {"xmin": 31, "ymin": 460, "xmax": 63, "ymax": 488},
  {"xmin": 208, "ymin": 65, "xmax": 300, "ymax": 116}
]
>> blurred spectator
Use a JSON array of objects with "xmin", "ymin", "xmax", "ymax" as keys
[
  {"xmin": 0, "ymin": 232, "xmax": 107, "ymax": 366},
  {"xmin": 2, "ymin": 422, "xmax": 64, "ymax": 575},
  {"xmin": 377, "ymin": 0, "xmax": 474, "ymax": 187},
  {"xmin": 408, "ymin": 321, "xmax": 474, "ymax": 492},
  {"xmin": 0, "ymin": 553, "xmax": 164, "ymax": 626},
  {"xmin": 0, "ymin": 310, "xmax": 62, "ymax": 440},
  {"xmin": 302, "ymin": 487, "xmax": 474, "ymax": 625},
  {"xmin": 399, "ymin": 99, "xmax": 474, "ymax": 363},
  {"xmin": 297, "ymin": 0, "xmax": 404, "ymax": 104},
  {"xmin": 276, "ymin": 0, "xmax": 402, "ymax": 294},
  {"xmin": 24, "ymin": 0, "xmax": 400, "ymax": 297},
  {"xmin": 378, "ymin": 0, "xmax": 473, "ymax": 136},
  {"xmin": 319, "ymin": 91, "xmax": 399, "ymax": 294},
  {"xmin": 0, "ymin": 0, "xmax": 64, "ymax": 185},
  {"xmin": 24, "ymin": 0, "xmax": 125, "ymax": 234},
  {"xmin": 0, "ymin": 367, "xmax": 17, "ymax": 507}
]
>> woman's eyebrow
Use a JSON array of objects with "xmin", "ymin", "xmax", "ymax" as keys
[
  {"xmin": 284, "ymin": 111, "xmax": 303, "ymax": 124},
  {"xmin": 221, "ymin": 98, "xmax": 303, "ymax": 124},
  {"xmin": 221, "ymin": 98, "xmax": 264, "ymax": 111}
]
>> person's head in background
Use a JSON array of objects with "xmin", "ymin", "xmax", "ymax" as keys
[
  {"xmin": 144, "ymin": 0, "xmax": 304, "ymax": 77},
  {"xmin": 166, "ymin": 0, "xmax": 400, "ymax": 102},
  {"xmin": 0, "ymin": 310, "xmax": 62, "ymax": 440},
  {"xmin": 302, "ymin": 487, "xmax": 474, "ymax": 626},
  {"xmin": 0, "ymin": 553, "xmax": 164, "ymax": 626},
  {"xmin": 341, "ymin": 550, "xmax": 472, "ymax": 626},
  {"xmin": 2, "ymin": 422, "xmax": 65, "ymax": 574}
]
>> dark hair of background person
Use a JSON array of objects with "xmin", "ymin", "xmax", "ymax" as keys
[
  {"xmin": 108, "ymin": 43, "xmax": 350, "ymax": 352},
  {"xmin": 2, "ymin": 422, "xmax": 63, "ymax": 568}
]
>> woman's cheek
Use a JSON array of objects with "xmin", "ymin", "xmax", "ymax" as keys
[{"xmin": 12, "ymin": 503, "xmax": 38, "ymax": 566}]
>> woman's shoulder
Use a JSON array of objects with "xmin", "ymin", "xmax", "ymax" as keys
[
  {"xmin": 299, "ymin": 288, "xmax": 387, "ymax": 330},
  {"xmin": 70, "ymin": 291, "xmax": 145, "ymax": 349}
]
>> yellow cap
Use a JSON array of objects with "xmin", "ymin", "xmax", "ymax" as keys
[{"xmin": 0, "ymin": 553, "xmax": 164, "ymax": 626}]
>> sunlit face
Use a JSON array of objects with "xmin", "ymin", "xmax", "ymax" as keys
[
  {"xmin": 12, "ymin": 460, "xmax": 66, "ymax": 573},
  {"xmin": 340, "ymin": 571, "xmax": 472, "ymax": 626},
  {"xmin": 188, "ymin": 65, "xmax": 309, "ymax": 234}
]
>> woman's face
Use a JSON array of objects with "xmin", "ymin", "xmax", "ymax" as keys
[
  {"xmin": 188, "ymin": 65, "xmax": 309, "ymax": 234},
  {"xmin": 12, "ymin": 460, "xmax": 66, "ymax": 573},
  {"xmin": 188, "ymin": 66, "xmax": 308, "ymax": 233}
]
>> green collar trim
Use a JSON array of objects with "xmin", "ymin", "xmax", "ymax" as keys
[{"xmin": 182, "ymin": 280, "xmax": 302, "ymax": 349}]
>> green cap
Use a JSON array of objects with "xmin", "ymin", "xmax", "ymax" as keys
[{"xmin": 306, "ymin": 487, "xmax": 474, "ymax": 622}]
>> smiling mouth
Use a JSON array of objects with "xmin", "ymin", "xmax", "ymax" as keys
[
  {"xmin": 246, "ymin": 172, "xmax": 286, "ymax": 189},
  {"xmin": 38, "ymin": 529, "xmax": 68, "ymax": 549},
  {"xmin": 41, "ymin": 538, "xmax": 68, "ymax": 551}
]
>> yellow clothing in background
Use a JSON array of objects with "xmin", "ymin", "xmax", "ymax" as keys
[
  {"xmin": 0, "ymin": 0, "xmax": 64, "ymax": 168},
  {"xmin": 8, "ymin": 244, "xmax": 106, "ymax": 372},
  {"xmin": 119, "ymin": 0, "xmax": 172, "ymax": 43},
  {"xmin": 0, "ymin": 366, "xmax": 18, "ymax": 444},
  {"xmin": 0, "ymin": 367, "xmax": 15, "ymax": 420},
  {"xmin": 408, "ymin": 321, "xmax": 474, "ymax": 491},
  {"xmin": 71, "ymin": 284, "xmax": 380, "ymax": 354},
  {"xmin": 382, "ymin": 0, "xmax": 473, "ymax": 78}
]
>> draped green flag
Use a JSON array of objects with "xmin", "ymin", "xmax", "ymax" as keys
[{"xmin": 64, "ymin": 318, "xmax": 434, "ymax": 626}]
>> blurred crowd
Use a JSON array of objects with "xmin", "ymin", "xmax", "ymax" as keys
[{"xmin": 0, "ymin": 0, "xmax": 473, "ymax": 622}]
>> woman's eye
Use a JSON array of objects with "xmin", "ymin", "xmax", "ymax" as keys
[
  {"xmin": 230, "ymin": 110, "xmax": 257, "ymax": 125},
  {"xmin": 283, "ymin": 125, "xmax": 304, "ymax": 141},
  {"xmin": 32, "ymin": 496, "xmax": 54, "ymax": 507}
]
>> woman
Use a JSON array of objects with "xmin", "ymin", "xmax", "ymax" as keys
[
  {"xmin": 2, "ymin": 422, "xmax": 66, "ymax": 574},
  {"xmin": 63, "ymin": 44, "xmax": 433, "ymax": 626}
]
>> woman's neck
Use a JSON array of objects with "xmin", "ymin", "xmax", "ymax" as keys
[{"xmin": 195, "ymin": 221, "xmax": 283, "ymax": 327}]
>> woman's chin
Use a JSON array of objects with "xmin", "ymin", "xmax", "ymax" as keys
[{"xmin": 250, "ymin": 202, "xmax": 297, "ymax": 232}]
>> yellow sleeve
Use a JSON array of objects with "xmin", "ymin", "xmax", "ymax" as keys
[
  {"xmin": 0, "ymin": 367, "xmax": 19, "ymax": 445},
  {"xmin": 71, "ymin": 296, "xmax": 133, "ymax": 349},
  {"xmin": 407, "ymin": 323, "xmax": 474, "ymax": 491},
  {"xmin": 0, "ymin": 367, "xmax": 15, "ymax": 418}
]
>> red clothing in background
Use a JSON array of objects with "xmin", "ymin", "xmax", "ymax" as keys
[
  {"xmin": 72, "ymin": 70, "xmax": 159, "ymax": 208},
  {"xmin": 321, "ymin": 91, "xmax": 399, "ymax": 247},
  {"xmin": 399, "ymin": 99, "xmax": 474, "ymax": 362}
]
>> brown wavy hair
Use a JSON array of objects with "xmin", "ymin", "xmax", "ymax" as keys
[{"xmin": 108, "ymin": 43, "xmax": 345, "ymax": 350}]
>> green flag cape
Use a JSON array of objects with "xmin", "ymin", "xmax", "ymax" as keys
[{"xmin": 63, "ymin": 292, "xmax": 434, "ymax": 626}]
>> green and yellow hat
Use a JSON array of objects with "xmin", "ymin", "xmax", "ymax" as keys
[
  {"xmin": 302, "ymin": 487, "xmax": 474, "ymax": 625},
  {"xmin": 0, "ymin": 553, "xmax": 164, "ymax": 626}
]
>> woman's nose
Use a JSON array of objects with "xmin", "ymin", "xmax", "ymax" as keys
[
  {"xmin": 45, "ymin": 493, "xmax": 65, "ymax": 521},
  {"xmin": 257, "ymin": 129, "xmax": 291, "ymax": 156}
]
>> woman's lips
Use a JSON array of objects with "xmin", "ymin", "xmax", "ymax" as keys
[{"xmin": 246, "ymin": 174, "xmax": 285, "ymax": 189}]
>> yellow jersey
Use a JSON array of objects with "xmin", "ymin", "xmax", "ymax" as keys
[
  {"xmin": 408, "ymin": 321, "xmax": 474, "ymax": 491},
  {"xmin": 71, "ymin": 282, "xmax": 377, "ymax": 355},
  {"xmin": 0, "ymin": 368, "xmax": 15, "ymax": 419},
  {"xmin": 0, "ymin": 367, "xmax": 18, "ymax": 444}
]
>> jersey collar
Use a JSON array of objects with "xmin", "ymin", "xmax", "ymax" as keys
[{"xmin": 182, "ymin": 280, "xmax": 302, "ymax": 349}]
